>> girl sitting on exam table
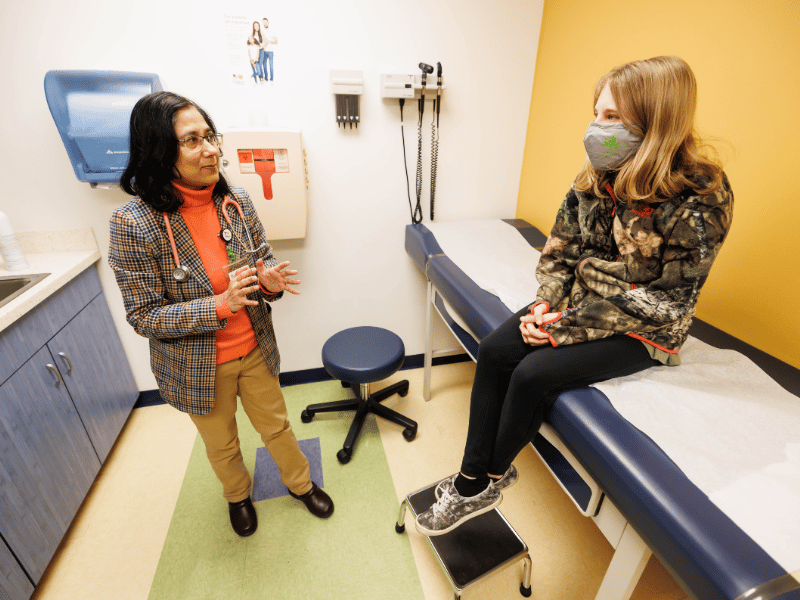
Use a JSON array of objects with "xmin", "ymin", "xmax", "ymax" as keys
[
  {"xmin": 109, "ymin": 91, "xmax": 333, "ymax": 538},
  {"xmin": 416, "ymin": 55, "xmax": 734, "ymax": 536}
]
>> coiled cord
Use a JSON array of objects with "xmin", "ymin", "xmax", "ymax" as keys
[
  {"xmin": 401, "ymin": 98, "xmax": 422, "ymax": 224},
  {"xmin": 430, "ymin": 101, "xmax": 439, "ymax": 221},
  {"xmin": 415, "ymin": 99, "xmax": 424, "ymax": 224}
]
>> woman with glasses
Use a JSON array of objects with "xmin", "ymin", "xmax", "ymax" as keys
[{"xmin": 109, "ymin": 91, "xmax": 334, "ymax": 538}]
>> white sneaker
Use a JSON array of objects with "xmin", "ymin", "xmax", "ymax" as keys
[
  {"xmin": 435, "ymin": 464, "xmax": 518, "ymax": 499},
  {"xmin": 415, "ymin": 479, "xmax": 502, "ymax": 536}
]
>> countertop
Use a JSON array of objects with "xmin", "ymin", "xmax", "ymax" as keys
[{"xmin": 0, "ymin": 229, "xmax": 101, "ymax": 332}]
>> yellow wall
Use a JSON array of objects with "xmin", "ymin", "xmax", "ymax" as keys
[{"xmin": 517, "ymin": 0, "xmax": 800, "ymax": 368}]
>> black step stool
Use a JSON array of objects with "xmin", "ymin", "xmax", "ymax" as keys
[{"xmin": 396, "ymin": 479, "xmax": 532, "ymax": 600}]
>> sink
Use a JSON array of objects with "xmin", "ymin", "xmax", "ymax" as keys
[{"xmin": 0, "ymin": 273, "xmax": 50, "ymax": 309}]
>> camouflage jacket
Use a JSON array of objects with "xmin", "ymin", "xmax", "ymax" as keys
[{"xmin": 535, "ymin": 173, "xmax": 733, "ymax": 357}]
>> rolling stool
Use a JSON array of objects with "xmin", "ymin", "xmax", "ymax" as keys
[{"xmin": 301, "ymin": 326, "xmax": 418, "ymax": 464}]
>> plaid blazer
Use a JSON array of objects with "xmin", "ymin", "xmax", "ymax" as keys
[{"xmin": 108, "ymin": 187, "xmax": 283, "ymax": 415}]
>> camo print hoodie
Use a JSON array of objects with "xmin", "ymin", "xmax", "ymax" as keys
[{"xmin": 534, "ymin": 172, "xmax": 733, "ymax": 364}]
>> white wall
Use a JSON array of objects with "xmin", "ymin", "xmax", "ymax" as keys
[{"xmin": 0, "ymin": 0, "xmax": 544, "ymax": 390}]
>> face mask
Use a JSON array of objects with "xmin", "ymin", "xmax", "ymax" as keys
[{"xmin": 583, "ymin": 122, "xmax": 643, "ymax": 171}]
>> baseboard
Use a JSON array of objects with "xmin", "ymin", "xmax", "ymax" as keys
[{"xmin": 133, "ymin": 352, "xmax": 471, "ymax": 408}]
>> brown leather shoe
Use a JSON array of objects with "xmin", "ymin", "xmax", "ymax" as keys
[
  {"xmin": 288, "ymin": 482, "xmax": 334, "ymax": 519},
  {"xmin": 228, "ymin": 497, "xmax": 258, "ymax": 537}
]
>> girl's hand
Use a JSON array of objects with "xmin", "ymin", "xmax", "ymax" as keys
[
  {"xmin": 519, "ymin": 315, "xmax": 550, "ymax": 346},
  {"xmin": 257, "ymin": 259, "xmax": 301, "ymax": 295},
  {"xmin": 224, "ymin": 266, "xmax": 260, "ymax": 312},
  {"xmin": 519, "ymin": 304, "xmax": 557, "ymax": 346}
]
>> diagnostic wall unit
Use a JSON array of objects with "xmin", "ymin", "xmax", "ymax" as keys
[{"xmin": 221, "ymin": 129, "xmax": 308, "ymax": 240}]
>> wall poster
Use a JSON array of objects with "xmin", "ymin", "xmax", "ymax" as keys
[{"xmin": 224, "ymin": 14, "xmax": 279, "ymax": 88}]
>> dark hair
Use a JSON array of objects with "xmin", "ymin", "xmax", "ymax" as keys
[
  {"xmin": 120, "ymin": 91, "xmax": 230, "ymax": 212},
  {"xmin": 252, "ymin": 22, "xmax": 262, "ymax": 44}
]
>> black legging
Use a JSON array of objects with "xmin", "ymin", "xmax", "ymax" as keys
[{"xmin": 460, "ymin": 305, "xmax": 660, "ymax": 478}]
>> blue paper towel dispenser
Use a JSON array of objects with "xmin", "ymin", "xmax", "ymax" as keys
[{"xmin": 44, "ymin": 70, "xmax": 163, "ymax": 185}]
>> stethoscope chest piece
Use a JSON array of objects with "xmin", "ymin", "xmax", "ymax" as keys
[
  {"xmin": 172, "ymin": 264, "xmax": 191, "ymax": 283},
  {"xmin": 220, "ymin": 228, "xmax": 233, "ymax": 243}
]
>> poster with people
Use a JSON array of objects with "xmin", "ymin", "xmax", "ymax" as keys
[{"xmin": 224, "ymin": 14, "xmax": 279, "ymax": 87}]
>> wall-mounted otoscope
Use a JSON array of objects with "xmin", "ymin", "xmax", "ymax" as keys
[
  {"xmin": 435, "ymin": 62, "xmax": 442, "ymax": 128},
  {"xmin": 381, "ymin": 64, "xmax": 446, "ymax": 225},
  {"xmin": 416, "ymin": 63, "xmax": 434, "ymax": 224},
  {"xmin": 430, "ymin": 62, "xmax": 442, "ymax": 221},
  {"xmin": 418, "ymin": 63, "xmax": 434, "ymax": 117}
]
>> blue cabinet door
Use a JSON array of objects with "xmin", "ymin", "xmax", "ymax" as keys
[
  {"xmin": 0, "ymin": 535, "xmax": 33, "ymax": 600},
  {"xmin": 0, "ymin": 346, "xmax": 100, "ymax": 583},
  {"xmin": 47, "ymin": 294, "xmax": 138, "ymax": 463}
]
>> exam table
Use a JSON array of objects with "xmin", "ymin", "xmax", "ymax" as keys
[{"xmin": 405, "ymin": 219, "xmax": 800, "ymax": 600}]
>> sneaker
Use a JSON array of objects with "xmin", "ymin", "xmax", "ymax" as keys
[
  {"xmin": 492, "ymin": 464, "xmax": 519, "ymax": 492},
  {"xmin": 415, "ymin": 478, "xmax": 502, "ymax": 536},
  {"xmin": 435, "ymin": 464, "xmax": 518, "ymax": 499}
]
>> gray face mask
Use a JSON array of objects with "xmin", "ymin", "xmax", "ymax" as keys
[{"xmin": 583, "ymin": 122, "xmax": 643, "ymax": 171}]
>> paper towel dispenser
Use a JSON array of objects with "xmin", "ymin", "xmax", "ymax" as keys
[
  {"xmin": 44, "ymin": 70, "xmax": 162, "ymax": 185},
  {"xmin": 221, "ymin": 129, "xmax": 309, "ymax": 240}
]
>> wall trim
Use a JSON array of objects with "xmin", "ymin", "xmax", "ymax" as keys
[{"xmin": 133, "ymin": 352, "xmax": 471, "ymax": 409}]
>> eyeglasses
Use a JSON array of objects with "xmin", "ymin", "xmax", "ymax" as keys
[{"xmin": 177, "ymin": 133, "xmax": 223, "ymax": 151}]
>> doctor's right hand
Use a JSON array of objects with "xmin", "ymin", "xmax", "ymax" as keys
[{"xmin": 223, "ymin": 266, "xmax": 260, "ymax": 313}]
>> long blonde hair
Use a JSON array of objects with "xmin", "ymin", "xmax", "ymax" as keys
[{"xmin": 574, "ymin": 56, "xmax": 723, "ymax": 202}]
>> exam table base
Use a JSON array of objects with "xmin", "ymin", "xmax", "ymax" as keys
[{"xmin": 396, "ymin": 480, "xmax": 532, "ymax": 599}]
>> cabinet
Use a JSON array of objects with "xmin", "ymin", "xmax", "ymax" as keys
[
  {"xmin": 0, "ymin": 535, "xmax": 33, "ymax": 600},
  {"xmin": 0, "ymin": 265, "xmax": 138, "ymax": 596},
  {"xmin": 49, "ymin": 294, "xmax": 138, "ymax": 462}
]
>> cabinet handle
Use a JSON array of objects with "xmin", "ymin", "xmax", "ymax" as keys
[
  {"xmin": 58, "ymin": 352, "xmax": 73, "ymax": 375},
  {"xmin": 46, "ymin": 364, "xmax": 63, "ymax": 388}
]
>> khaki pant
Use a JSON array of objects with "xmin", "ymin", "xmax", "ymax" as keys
[{"xmin": 189, "ymin": 346, "xmax": 312, "ymax": 503}]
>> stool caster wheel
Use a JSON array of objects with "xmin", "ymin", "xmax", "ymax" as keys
[
  {"xmin": 520, "ymin": 583, "xmax": 532, "ymax": 597},
  {"xmin": 301, "ymin": 410, "xmax": 314, "ymax": 423},
  {"xmin": 399, "ymin": 381, "xmax": 410, "ymax": 397},
  {"xmin": 402, "ymin": 428, "xmax": 416, "ymax": 442},
  {"xmin": 395, "ymin": 523, "xmax": 405, "ymax": 534},
  {"xmin": 337, "ymin": 449, "xmax": 351, "ymax": 464}
]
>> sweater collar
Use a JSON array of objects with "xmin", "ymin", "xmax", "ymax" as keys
[{"xmin": 173, "ymin": 182, "xmax": 214, "ymax": 208}]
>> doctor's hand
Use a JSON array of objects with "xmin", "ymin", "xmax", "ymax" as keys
[
  {"xmin": 224, "ymin": 266, "xmax": 261, "ymax": 313},
  {"xmin": 257, "ymin": 260, "xmax": 301, "ymax": 295}
]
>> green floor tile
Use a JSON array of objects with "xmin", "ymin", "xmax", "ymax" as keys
[{"xmin": 148, "ymin": 380, "xmax": 424, "ymax": 600}]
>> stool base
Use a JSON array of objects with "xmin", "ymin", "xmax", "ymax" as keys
[{"xmin": 301, "ymin": 380, "xmax": 417, "ymax": 464}]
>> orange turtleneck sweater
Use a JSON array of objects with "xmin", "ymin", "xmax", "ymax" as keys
[{"xmin": 174, "ymin": 182, "xmax": 258, "ymax": 364}]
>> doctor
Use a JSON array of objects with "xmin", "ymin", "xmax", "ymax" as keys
[{"xmin": 109, "ymin": 91, "xmax": 333, "ymax": 537}]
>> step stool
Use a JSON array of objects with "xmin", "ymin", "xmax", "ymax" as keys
[{"xmin": 396, "ymin": 479, "xmax": 532, "ymax": 600}]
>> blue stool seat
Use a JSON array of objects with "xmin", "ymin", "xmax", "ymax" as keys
[
  {"xmin": 302, "ymin": 327, "xmax": 417, "ymax": 464},
  {"xmin": 322, "ymin": 326, "xmax": 405, "ymax": 383}
]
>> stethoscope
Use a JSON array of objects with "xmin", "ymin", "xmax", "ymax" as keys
[{"xmin": 163, "ymin": 195, "xmax": 258, "ymax": 283}]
